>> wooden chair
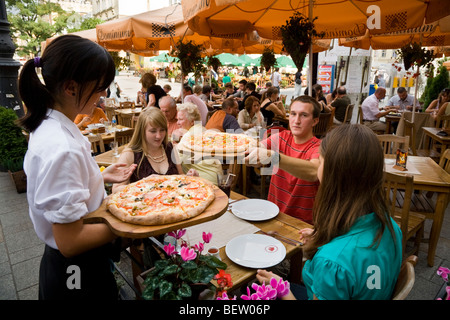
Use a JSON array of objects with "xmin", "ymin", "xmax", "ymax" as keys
[
  {"xmin": 105, "ymin": 98, "xmax": 115, "ymax": 107},
  {"xmin": 377, "ymin": 134, "xmax": 410, "ymax": 155},
  {"xmin": 105, "ymin": 106, "xmax": 116, "ymax": 122},
  {"xmin": 313, "ymin": 112, "xmax": 332, "ymax": 138},
  {"xmin": 403, "ymin": 119, "xmax": 440, "ymax": 160},
  {"xmin": 439, "ymin": 148, "xmax": 450, "ymax": 173},
  {"xmin": 358, "ymin": 105, "xmax": 364, "ymax": 124},
  {"xmin": 391, "ymin": 255, "xmax": 418, "ymax": 300},
  {"xmin": 119, "ymin": 101, "xmax": 135, "ymax": 109},
  {"xmin": 383, "ymin": 172, "xmax": 426, "ymax": 257},
  {"xmin": 343, "ymin": 104, "xmax": 354, "ymax": 124},
  {"xmin": 117, "ymin": 113, "xmax": 134, "ymax": 128},
  {"xmin": 88, "ymin": 134, "xmax": 105, "ymax": 155},
  {"xmin": 436, "ymin": 114, "xmax": 450, "ymax": 129},
  {"xmin": 114, "ymin": 128, "xmax": 134, "ymax": 147}
]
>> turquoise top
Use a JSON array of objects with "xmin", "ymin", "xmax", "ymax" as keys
[{"xmin": 302, "ymin": 213, "xmax": 402, "ymax": 300}]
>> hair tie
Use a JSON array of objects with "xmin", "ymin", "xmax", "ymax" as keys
[{"xmin": 34, "ymin": 56, "xmax": 41, "ymax": 68}]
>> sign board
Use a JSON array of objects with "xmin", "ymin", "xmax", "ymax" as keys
[{"xmin": 316, "ymin": 65, "xmax": 335, "ymax": 94}]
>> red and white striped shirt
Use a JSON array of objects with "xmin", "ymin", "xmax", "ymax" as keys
[{"xmin": 262, "ymin": 131, "xmax": 320, "ymax": 224}]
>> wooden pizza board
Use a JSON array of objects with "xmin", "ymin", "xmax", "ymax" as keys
[{"xmin": 83, "ymin": 186, "xmax": 229, "ymax": 238}]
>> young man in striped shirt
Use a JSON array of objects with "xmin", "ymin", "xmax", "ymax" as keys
[{"xmin": 248, "ymin": 95, "xmax": 321, "ymax": 224}]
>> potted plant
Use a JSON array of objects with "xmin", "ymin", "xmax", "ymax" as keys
[
  {"xmin": 280, "ymin": 12, "xmax": 325, "ymax": 71},
  {"xmin": 140, "ymin": 229, "xmax": 227, "ymax": 300},
  {"xmin": 260, "ymin": 47, "xmax": 277, "ymax": 72},
  {"xmin": 0, "ymin": 106, "xmax": 28, "ymax": 193},
  {"xmin": 396, "ymin": 42, "xmax": 434, "ymax": 72},
  {"xmin": 435, "ymin": 266, "xmax": 450, "ymax": 300},
  {"xmin": 207, "ymin": 55, "xmax": 221, "ymax": 73},
  {"xmin": 171, "ymin": 40, "xmax": 205, "ymax": 80}
]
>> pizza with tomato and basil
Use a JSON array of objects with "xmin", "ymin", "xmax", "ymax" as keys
[{"xmin": 107, "ymin": 175, "xmax": 215, "ymax": 225}]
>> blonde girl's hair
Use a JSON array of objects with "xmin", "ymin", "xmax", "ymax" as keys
[
  {"xmin": 303, "ymin": 124, "xmax": 397, "ymax": 259},
  {"xmin": 128, "ymin": 107, "xmax": 168, "ymax": 176}
]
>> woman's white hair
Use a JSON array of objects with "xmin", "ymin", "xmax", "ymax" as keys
[{"xmin": 177, "ymin": 102, "xmax": 201, "ymax": 122}]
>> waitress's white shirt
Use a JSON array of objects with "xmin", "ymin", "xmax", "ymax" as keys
[{"xmin": 24, "ymin": 109, "xmax": 106, "ymax": 250}]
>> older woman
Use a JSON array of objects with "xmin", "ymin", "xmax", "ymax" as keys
[
  {"xmin": 112, "ymin": 107, "xmax": 196, "ymax": 193},
  {"xmin": 260, "ymin": 86, "xmax": 287, "ymax": 126},
  {"xmin": 237, "ymin": 95, "xmax": 264, "ymax": 129},
  {"xmin": 176, "ymin": 103, "xmax": 223, "ymax": 185}
]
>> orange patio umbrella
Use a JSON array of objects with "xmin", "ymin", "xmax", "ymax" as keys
[
  {"xmin": 339, "ymin": 15, "xmax": 450, "ymax": 50},
  {"xmin": 182, "ymin": 0, "xmax": 450, "ymax": 40}
]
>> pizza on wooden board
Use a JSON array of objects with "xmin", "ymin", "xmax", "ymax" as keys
[
  {"xmin": 107, "ymin": 175, "xmax": 215, "ymax": 225},
  {"xmin": 178, "ymin": 130, "xmax": 257, "ymax": 154}
]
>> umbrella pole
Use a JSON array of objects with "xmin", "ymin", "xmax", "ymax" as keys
[
  {"xmin": 307, "ymin": 0, "xmax": 313, "ymax": 97},
  {"xmin": 412, "ymin": 64, "xmax": 419, "ymax": 123}
]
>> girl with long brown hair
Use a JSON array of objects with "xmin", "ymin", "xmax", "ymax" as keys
[{"xmin": 257, "ymin": 124, "xmax": 403, "ymax": 300}]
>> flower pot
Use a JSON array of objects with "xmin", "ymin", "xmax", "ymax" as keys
[{"xmin": 9, "ymin": 170, "xmax": 27, "ymax": 193}]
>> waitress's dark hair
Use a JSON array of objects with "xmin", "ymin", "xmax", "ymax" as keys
[{"xmin": 18, "ymin": 34, "xmax": 115, "ymax": 132}]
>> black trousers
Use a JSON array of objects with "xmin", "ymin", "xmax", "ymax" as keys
[{"xmin": 39, "ymin": 244, "xmax": 118, "ymax": 300}]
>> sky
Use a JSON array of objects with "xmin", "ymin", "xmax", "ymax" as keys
[{"xmin": 118, "ymin": 0, "xmax": 171, "ymax": 16}]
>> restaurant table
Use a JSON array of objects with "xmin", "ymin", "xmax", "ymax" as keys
[
  {"xmin": 422, "ymin": 127, "xmax": 450, "ymax": 157},
  {"xmin": 385, "ymin": 155, "xmax": 450, "ymax": 266},
  {"xmin": 384, "ymin": 113, "xmax": 401, "ymax": 134},
  {"xmin": 215, "ymin": 191, "xmax": 310, "ymax": 290},
  {"xmin": 396, "ymin": 112, "xmax": 435, "ymax": 150},
  {"xmin": 114, "ymin": 107, "xmax": 143, "ymax": 116},
  {"xmin": 94, "ymin": 145, "xmax": 126, "ymax": 167}
]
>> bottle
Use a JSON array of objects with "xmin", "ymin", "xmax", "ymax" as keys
[{"xmin": 112, "ymin": 115, "xmax": 117, "ymax": 127}]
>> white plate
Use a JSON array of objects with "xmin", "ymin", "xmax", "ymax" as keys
[
  {"xmin": 231, "ymin": 199, "xmax": 279, "ymax": 221},
  {"xmin": 225, "ymin": 234, "xmax": 286, "ymax": 268}
]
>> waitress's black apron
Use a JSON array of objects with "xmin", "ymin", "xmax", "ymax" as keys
[{"xmin": 39, "ymin": 243, "xmax": 118, "ymax": 300}]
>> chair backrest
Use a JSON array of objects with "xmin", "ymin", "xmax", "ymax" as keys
[
  {"xmin": 439, "ymin": 148, "xmax": 450, "ymax": 174},
  {"xmin": 105, "ymin": 98, "xmax": 115, "ymax": 107},
  {"xmin": 343, "ymin": 104, "xmax": 354, "ymax": 124},
  {"xmin": 119, "ymin": 101, "xmax": 135, "ymax": 109},
  {"xmin": 358, "ymin": 106, "xmax": 364, "ymax": 124},
  {"xmin": 377, "ymin": 134, "xmax": 410, "ymax": 155},
  {"xmin": 436, "ymin": 114, "xmax": 450, "ymax": 129},
  {"xmin": 117, "ymin": 113, "xmax": 134, "ymax": 128},
  {"xmin": 391, "ymin": 255, "xmax": 418, "ymax": 300},
  {"xmin": 383, "ymin": 172, "xmax": 414, "ymax": 254},
  {"xmin": 105, "ymin": 106, "xmax": 116, "ymax": 122},
  {"xmin": 114, "ymin": 128, "xmax": 134, "ymax": 147},
  {"xmin": 313, "ymin": 112, "xmax": 332, "ymax": 138},
  {"xmin": 403, "ymin": 119, "xmax": 416, "ymax": 155},
  {"xmin": 88, "ymin": 134, "xmax": 105, "ymax": 155}
]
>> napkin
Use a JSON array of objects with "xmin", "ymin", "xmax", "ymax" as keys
[
  {"xmin": 384, "ymin": 159, "xmax": 421, "ymax": 175},
  {"xmin": 184, "ymin": 210, "xmax": 260, "ymax": 251}
]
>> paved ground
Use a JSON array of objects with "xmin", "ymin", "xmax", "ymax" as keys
[{"xmin": 0, "ymin": 71, "xmax": 448, "ymax": 300}]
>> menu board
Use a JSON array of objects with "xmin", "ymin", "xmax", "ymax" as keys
[{"xmin": 317, "ymin": 65, "xmax": 335, "ymax": 94}]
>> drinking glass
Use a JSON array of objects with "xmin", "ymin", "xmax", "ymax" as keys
[{"xmin": 216, "ymin": 170, "xmax": 234, "ymax": 197}]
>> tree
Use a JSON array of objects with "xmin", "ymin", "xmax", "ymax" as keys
[{"xmin": 6, "ymin": 0, "xmax": 72, "ymax": 57}]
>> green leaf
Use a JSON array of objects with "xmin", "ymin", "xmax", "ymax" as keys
[
  {"xmin": 181, "ymin": 260, "xmax": 197, "ymax": 270},
  {"xmin": 178, "ymin": 283, "xmax": 192, "ymax": 298},
  {"xmin": 162, "ymin": 264, "xmax": 178, "ymax": 276},
  {"xmin": 200, "ymin": 255, "xmax": 228, "ymax": 269},
  {"xmin": 193, "ymin": 266, "xmax": 216, "ymax": 284},
  {"xmin": 141, "ymin": 286, "xmax": 154, "ymax": 300},
  {"xmin": 159, "ymin": 280, "xmax": 173, "ymax": 298},
  {"xmin": 154, "ymin": 259, "xmax": 169, "ymax": 270}
]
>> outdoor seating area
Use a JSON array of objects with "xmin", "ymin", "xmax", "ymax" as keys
[{"xmin": 3, "ymin": 0, "xmax": 450, "ymax": 305}]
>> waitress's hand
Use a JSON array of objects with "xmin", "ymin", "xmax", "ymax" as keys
[{"xmin": 102, "ymin": 163, "xmax": 137, "ymax": 183}]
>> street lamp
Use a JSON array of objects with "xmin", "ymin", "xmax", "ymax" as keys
[{"xmin": 0, "ymin": 0, "xmax": 24, "ymax": 117}]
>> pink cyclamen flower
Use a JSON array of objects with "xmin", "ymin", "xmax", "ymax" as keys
[
  {"xmin": 202, "ymin": 232, "xmax": 212, "ymax": 243},
  {"xmin": 436, "ymin": 286, "xmax": 450, "ymax": 300},
  {"xmin": 168, "ymin": 229, "xmax": 186, "ymax": 240},
  {"xmin": 437, "ymin": 267, "xmax": 450, "ymax": 282},
  {"xmin": 216, "ymin": 292, "xmax": 237, "ymax": 300},
  {"xmin": 163, "ymin": 243, "xmax": 176, "ymax": 256},
  {"xmin": 180, "ymin": 246, "xmax": 197, "ymax": 261},
  {"xmin": 252, "ymin": 282, "xmax": 277, "ymax": 300},
  {"xmin": 270, "ymin": 277, "xmax": 290, "ymax": 298},
  {"xmin": 194, "ymin": 242, "xmax": 204, "ymax": 253},
  {"xmin": 240, "ymin": 287, "xmax": 260, "ymax": 300}
]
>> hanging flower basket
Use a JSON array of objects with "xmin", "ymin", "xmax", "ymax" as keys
[
  {"xmin": 171, "ymin": 40, "xmax": 205, "ymax": 78},
  {"xmin": 280, "ymin": 12, "xmax": 325, "ymax": 71},
  {"xmin": 260, "ymin": 47, "xmax": 277, "ymax": 72},
  {"xmin": 396, "ymin": 42, "xmax": 434, "ymax": 71},
  {"xmin": 207, "ymin": 56, "xmax": 221, "ymax": 72}
]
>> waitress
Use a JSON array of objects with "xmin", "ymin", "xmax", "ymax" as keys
[{"xmin": 18, "ymin": 35, "xmax": 136, "ymax": 300}]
